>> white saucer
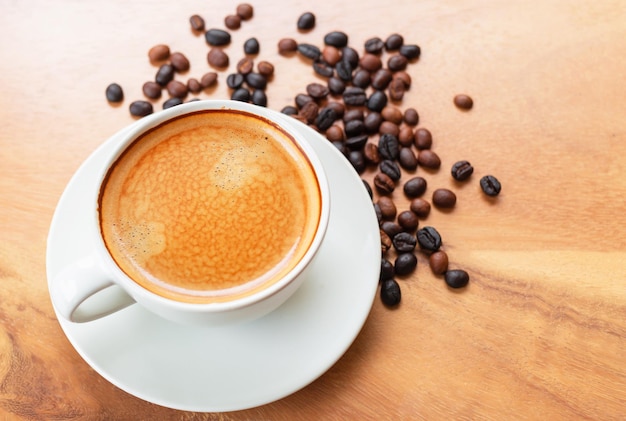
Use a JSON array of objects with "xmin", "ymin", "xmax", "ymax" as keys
[{"xmin": 46, "ymin": 108, "xmax": 381, "ymax": 412}]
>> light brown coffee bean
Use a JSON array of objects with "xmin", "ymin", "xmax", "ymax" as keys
[
  {"xmin": 429, "ymin": 251, "xmax": 449, "ymax": 274},
  {"xmin": 379, "ymin": 121, "xmax": 399, "ymax": 137},
  {"xmin": 257, "ymin": 61, "xmax": 274, "ymax": 77},
  {"xmin": 200, "ymin": 72, "xmax": 218, "ymax": 88},
  {"xmin": 380, "ymin": 229, "xmax": 392, "ymax": 255},
  {"xmin": 374, "ymin": 172, "xmax": 395, "ymax": 195},
  {"xmin": 189, "ymin": 15, "xmax": 205, "ymax": 31},
  {"xmin": 237, "ymin": 57, "xmax": 254, "ymax": 74},
  {"xmin": 417, "ymin": 149, "xmax": 441, "ymax": 169},
  {"xmin": 394, "ymin": 71, "xmax": 412, "ymax": 88},
  {"xmin": 381, "ymin": 106, "xmax": 403, "ymax": 124},
  {"xmin": 360, "ymin": 53, "xmax": 382, "ymax": 72},
  {"xmin": 398, "ymin": 126, "xmax": 414, "ymax": 146},
  {"xmin": 388, "ymin": 77, "xmax": 405, "ymax": 101},
  {"xmin": 278, "ymin": 38, "xmax": 298, "ymax": 54},
  {"xmin": 404, "ymin": 107, "xmax": 419, "ymax": 125},
  {"xmin": 414, "ymin": 128, "xmax": 433, "ymax": 150},
  {"xmin": 397, "ymin": 210, "xmax": 419, "ymax": 232},
  {"xmin": 299, "ymin": 101, "xmax": 319, "ymax": 124},
  {"xmin": 224, "ymin": 14, "xmax": 241, "ymax": 30},
  {"xmin": 236, "ymin": 3, "xmax": 254, "ymax": 20},
  {"xmin": 187, "ymin": 78, "xmax": 202, "ymax": 93},
  {"xmin": 166, "ymin": 80, "xmax": 188, "ymax": 99},
  {"xmin": 409, "ymin": 198, "xmax": 431, "ymax": 218},
  {"xmin": 170, "ymin": 52, "xmax": 190, "ymax": 72},
  {"xmin": 207, "ymin": 48, "xmax": 229, "ymax": 68},
  {"xmin": 432, "ymin": 188, "xmax": 457, "ymax": 208},
  {"xmin": 377, "ymin": 196, "xmax": 397, "ymax": 220},
  {"xmin": 322, "ymin": 46, "xmax": 341, "ymax": 66},
  {"xmin": 454, "ymin": 94, "xmax": 473, "ymax": 110},
  {"xmin": 325, "ymin": 125, "xmax": 344, "ymax": 142},
  {"xmin": 148, "ymin": 44, "xmax": 170, "ymax": 63},
  {"xmin": 364, "ymin": 143, "xmax": 381, "ymax": 165}
]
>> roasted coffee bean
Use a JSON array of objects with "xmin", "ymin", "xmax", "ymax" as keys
[
  {"xmin": 387, "ymin": 54, "xmax": 408, "ymax": 71},
  {"xmin": 170, "ymin": 52, "xmax": 190, "ymax": 72},
  {"xmin": 316, "ymin": 107, "xmax": 338, "ymax": 131},
  {"xmin": 335, "ymin": 59, "xmax": 353, "ymax": 82},
  {"xmin": 360, "ymin": 53, "xmax": 382, "ymax": 72},
  {"xmin": 227, "ymin": 73, "xmax": 245, "ymax": 89},
  {"xmin": 189, "ymin": 15, "xmax": 205, "ymax": 31},
  {"xmin": 352, "ymin": 69, "xmax": 371, "ymax": 88},
  {"xmin": 480, "ymin": 175, "xmax": 502, "ymax": 196},
  {"xmin": 328, "ymin": 77, "xmax": 346, "ymax": 95},
  {"xmin": 367, "ymin": 90, "xmax": 388, "ymax": 112},
  {"xmin": 162, "ymin": 98, "xmax": 182, "ymax": 109},
  {"xmin": 429, "ymin": 251, "xmax": 448, "ymax": 275},
  {"xmin": 379, "ymin": 121, "xmax": 399, "ymax": 136},
  {"xmin": 224, "ymin": 14, "xmax": 241, "ymax": 30},
  {"xmin": 364, "ymin": 112, "xmax": 383, "ymax": 133},
  {"xmin": 278, "ymin": 38, "xmax": 298, "ymax": 54},
  {"xmin": 397, "ymin": 211, "xmax": 419, "ymax": 232},
  {"xmin": 388, "ymin": 77, "xmax": 406, "ymax": 101},
  {"xmin": 380, "ymin": 160, "xmax": 401, "ymax": 181},
  {"xmin": 364, "ymin": 37, "xmax": 384, "ymax": 54},
  {"xmin": 342, "ymin": 46, "xmax": 360, "ymax": 68},
  {"xmin": 324, "ymin": 31, "xmax": 348, "ymax": 48},
  {"xmin": 326, "ymin": 102, "xmax": 345, "ymax": 118},
  {"xmin": 348, "ymin": 150, "xmax": 366, "ymax": 173},
  {"xmin": 398, "ymin": 127, "xmax": 414, "ymax": 146},
  {"xmin": 385, "ymin": 33, "xmax": 404, "ymax": 50},
  {"xmin": 297, "ymin": 43, "xmax": 321, "ymax": 60},
  {"xmin": 148, "ymin": 44, "xmax": 170, "ymax": 62},
  {"xmin": 322, "ymin": 46, "xmax": 341, "ymax": 66},
  {"xmin": 404, "ymin": 108, "xmax": 419, "ymax": 125},
  {"xmin": 155, "ymin": 64, "xmax": 175, "ymax": 86},
  {"xmin": 187, "ymin": 78, "xmax": 201, "ymax": 94},
  {"xmin": 257, "ymin": 61, "xmax": 274, "ymax": 77},
  {"xmin": 205, "ymin": 29, "xmax": 231, "ymax": 46},
  {"xmin": 377, "ymin": 196, "xmax": 397, "ymax": 219},
  {"xmin": 371, "ymin": 69, "xmax": 393, "ymax": 90},
  {"xmin": 166, "ymin": 80, "xmax": 188, "ymax": 99},
  {"xmin": 237, "ymin": 57, "xmax": 254, "ymax": 75},
  {"xmin": 409, "ymin": 198, "xmax": 431, "ymax": 218},
  {"xmin": 207, "ymin": 48, "xmax": 229, "ymax": 68},
  {"xmin": 326, "ymin": 125, "xmax": 344, "ymax": 142},
  {"xmin": 236, "ymin": 3, "xmax": 254, "ymax": 20},
  {"xmin": 364, "ymin": 143, "xmax": 380, "ymax": 164},
  {"xmin": 432, "ymin": 188, "xmax": 457, "ymax": 208},
  {"xmin": 281, "ymin": 105, "xmax": 299, "ymax": 115},
  {"xmin": 343, "ymin": 86, "xmax": 367, "ymax": 106},
  {"xmin": 414, "ymin": 128, "xmax": 432, "ymax": 149},
  {"xmin": 332, "ymin": 140, "xmax": 349, "ymax": 156},
  {"xmin": 445, "ymin": 269, "xmax": 470, "ymax": 288},
  {"xmin": 403, "ymin": 176, "xmax": 427, "ymax": 197},
  {"xmin": 374, "ymin": 204, "xmax": 383, "ymax": 225},
  {"xmin": 378, "ymin": 133, "xmax": 400, "ymax": 160},
  {"xmin": 244, "ymin": 37, "xmax": 260, "ymax": 55},
  {"xmin": 344, "ymin": 119, "xmax": 364, "ymax": 137},
  {"xmin": 231, "ymin": 87, "xmax": 251, "ymax": 102},
  {"xmin": 382, "ymin": 106, "xmax": 403, "ymax": 124},
  {"xmin": 380, "ymin": 229, "xmax": 391, "ymax": 254},
  {"xmin": 363, "ymin": 179, "xmax": 373, "ymax": 199},
  {"xmin": 105, "ymin": 83, "xmax": 123, "ymax": 102},
  {"xmin": 295, "ymin": 93, "xmax": 314, "ymax": 109},
  {"xmin": 398, "ymin": 147, "xmax": 418, "ymax": 170},
  {"xmin": 417, "ymin": 226, "xmax": 442, "ymax": 252},
  {"xmin": 400, "ymin": 44, "xmax": 421, "ymax": 60},
  {"xmin": 200, "ymin": 72, "xmax": 218, "ymax": 88},
  {"xmin": 393, "ymin": 232, "xmax": 417, "ymax": 252},
  {"xmin": 345, "ymin": 134, "xmax": 368, "ymax": 150},
  {"xmin": 344, "ymin": 109, "xmax": 364, "ymax": 122},
  {"xmin": 306, "ymin": 82, "xmax": 329, "ymax": 99},
  {"xmin": 394, "ymin": 71, "xmax": 412, "ymax": 88},
  {"xmin": 374, "ymin": 172, "xmax": 395, "ymax": 194},
  {"xmin": 454, "ymin": 94, "xmax": 473, "ymax": 110},
  {"xmin": 313, "ymin": 60, "xmax": 335, "ymax": 78},
  {"xmin": 299, "ymin": 101, "xmax": 319, "ymax": 124},
  {"xmin": 417, "ymin": 149, "xmax": 441, "ymax": 169},
  {"xmin": 451, "ymin": 160, "xmax": 474, "ymax": 181},
  {"xmin": 251, "ymin": 89, "xmax": 267, "ymax": 106},
  {"xmin": 245, "ymin": 72, "xmax": 267, "ymax": 90},
  {"xmin": 297, "ymin": 12, "xmax": 316, "ymax": 30},
  {"xmin": 380, "ymin": 259, "xmax": 395, "ymax": 282},
  {"xmin": 395, "ymin": 252, "xmax": 417, "ymax": 275},
  {"xmin": 381, "ymin": 279, "xmax": 401, "ymax": 307},
  {"xmin": 381, "ymin": 221, "xmax": 403, "ymax": 238}
]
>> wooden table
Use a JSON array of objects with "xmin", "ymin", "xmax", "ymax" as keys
[{"xmin": 2, "ymin": 0, "xmax": 625, "ymax": 419}]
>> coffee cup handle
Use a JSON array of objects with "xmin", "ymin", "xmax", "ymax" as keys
[{"xmin": 50, "ymin": 253, "xmax": 136, "ymax": 323}]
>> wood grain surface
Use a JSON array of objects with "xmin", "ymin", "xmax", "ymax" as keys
[{"xmin": 1, "ymin": 0, "xmax": 626, "ymax": 419}]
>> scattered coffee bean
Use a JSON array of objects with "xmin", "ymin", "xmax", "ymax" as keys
[
  {"xmin": 395, "ymin": 252, "xmax": 417, "ymax": 275},
  {"xmin": 381, "ymin": 221, "xmax": 403, "ymax": 238},
  {"xmin": 381, "ymin": 106, "xmax": 403, "ymax": 124},
  {"xmin": 429, "ymin": 251, "xmax": 449, "ymax": 275},
  {"xmin": 251, "ymin": 89, "xmax": 267, "ymax": 106},
  {"xmin": 380, "ymin": 229, "xmax": 392, "ymax": 254},
  {"xmin": 352, "ymin": 69, "xmax": 371, "ymax": 89},
  {"xmin": 170, "ymin": 52, "xmax": 190, "ymax": 72},
  {"xmin": 327, "ymin": 102, "xmax": 345, "ymax": 118},
  {"xmin": 345, "ymin": 134, "xmax": 369, "ymax": 150},
  {"xmin": 398, "ymin": 127, "xmax": 414, "ymax": 146},
  {"xmin": 231, "ymin": 87, "xmax": 251, "ymax": 102},
  {"xmin": 257, "ymin": 61, "xmax": 274, "ymax": 77},
  {"xmin": 413, "ymin": 128, "xmax": 432, "ymax": 149},
  {"xmin": 388, "ymin": 77, "xmax": 406, "ymax": 101},
  {"xmin": 363, "ymin": 179, "xmax": 373, "ymax": 199},
  {"xmin": 385, "ymin": 33, "xmax": 404, "ymax": 50},
  {"xmin": 399, "ymin": 44, "xmax": 421, "ymax": 60},
  {"xmin": 297, "ymin": 12, "xmax": 316, "ymax": 30},
  {"xmin": 155, "ymin": 64, "xmax": 175, "ymax": 86},
  {"xmin": 224, "ymin": 14, "xmax": 241, "ymax": 30},
  {"xmin": 364, "ymin": 143, "xmax": 381, "ymax": 164},
  {"xmin": 393, "ymin": 232, "xmax": 417, "ymax": 252},
  {"xmin": 297, "ymin": 43, "xmax": 321, "ymax": 60},
  {"xmin": 326, "ymin": 125, "xmax": 344, "ymax": 142},
  {"xmin": 432, "ymin": 188, "xmax": 457, "ymax": 208},
  {"xmin": 227, "ymin": 73, "xmax": 245, "ymax": 89},
  {"xmin": 313, "ymin": 60, "xmax": 335, "ymax": 78},
  {"xmin": 278, "ymin": 38, "xmax": 298, "ymax": 54},
  {"xmin": 324, "ymin": 31, "xmax": 348, "ymax": 48},
  {"xmin": 236, "ymin": 3, "xmax": 254, "ymax": 20},
  {"xmin": 403, "ymin": 176, "xmax": 427, "ymax": 198},
  {"xmin": 380, "ymin": 160, "xmax": 401, "ymax": 181},
  {"xmin": 377, "ymin": 196, "xmax": 397, "ymax": 220},
  {"xmin": 205, "ymin": 28, "xmax": 231, "ymax": 46},
  {"xmin": 105, "ymin": 83, "xmax": 124, "ymax": 102},
  {"xmin": 322, "ymin": 46, "xmax": 341, "ymax": 66},
  {"xmin": 451, "ymin": 160, "xmax": 474, "ymax": 181},
  {"xmin": 245, "ymin": 72, "xmax": 267, "ymax": 90},
  {"xmin": 364, "ymin": 37, "xmax": 384, "ymax": 54},
  {"xmin": 409, "ymin": 198, "xmax": 431, "ymax": 218},
  {"xmin": 371, "ymin": 69, "xmax": 393, "ymax": 90},
  {"xmin": 454, "ymin": 94, "xmax": 473, "ymax": 110},
  {"xmin": 295, "ymin": 93, "xmax": 314, "ymax": 109},
  {"xmin": 189, "ymin": 15, "xmax": 205, "ymax": 32},
  {"xmin": 380, "ymin": 279, "xmax": 401, "ymax": 307},
  {"xmin": 374, "ymin": 203, "xmax": 383, "ymax": 224},
  {"xmin": 379, "ymin": 121, "xmax": 399, "ymax": 137},
  {"xmin": 207, "ymin": 48, "xmax": 229, "ymax": 68},
  {"xmin": 417, "ymin": 149, "xmax": 441, "ymax": 169},
  {"xmin": 187, "ymin": 78, "xmax": 201, "ymax": 94},
  {"xmin": 344, "ymin": 119, "xmax": 364, "ymax": 137},
  {"xmin": 380, "ymin": 259, "xmax": 394, "ymax": 282},
  {"xmin": 306, "ymin": 82, "xmax": 329, "ymax": 99},
  {"xmin": 445, "ymin": 269, "xmax": 470, "ymax": 288},
  {"xmin": 336, "ymin": 60, "xmax": 354, "ymax": 82},
  {"xmin": 343, "ymin": 87, "xmax": 367, "ymax": 106},
  {"xmin": 394, "ymin": 71, "xmax": 412, "ymax": 89},
  {"xmin": 166, "ymin": 80, "xmax": 188, "ymax": 99},
  {"xmin": 200, "ymin": 72, "xmax": 218, "ymax": 88},
  {"xmin": 374, "ymin": 172, "xmax": 395, "ymax": 195},
  {"xmin": 417, "ymin": 226, "xmax": 442, "ymax": 251},
  {"xmin": 129, "ymin": 100, "xmax": 153, "ymax": 116},
  {"xmin": 162, "ymin": 97, "xmax": 183, "ymax": 109},
  {"xmin": 281, "ymin": 105, "xmax": 299, "ymax": 116},
  {"xmin": 480, "ymin": 175, "xmax": 502, "ymax": 196},
  {"xmin": 237, "ymin": 57, "xmax": 254, "ymax": 75},
  {"xmin": 244, "ymin": 37, "xmax": 260, "ymax": 55},
  {"xmin": 388, "ymin": 54, "xmax": 408, "ymax": 71},
  {"xmin": 148, "ymin": 44, "xmax": 170, "ymax": 62},
  {"xmin": 344, "ymin": 108, "xmax": 364, "ymax": 122},
  {"xmin": 378, "ymin": 133, "xmax": 400, "ymax": 160},
  {"xmin": 360, "ymin": 53, "xmax": 382, "ymax": 72},
  {"xmin": 348, "ymin": 150, "xmax": 366, "ymax": 173},
  {"xmin": 397, "ymin": 210, "xmax": 419, "ymax": 232},
  {"xmin": 316, "ymin": 107, "xmax": 338, "ymax": 131},
  {"xmin": 367, "ymin": 90, "xmax": 388, "ymax": 112},
  {"xmin": 364, "ymin": 112, "xmax": 383, "ymax": 133},
  {"xmin": 404, "ymin": 108, "xmax": 419, "ymax": 125},
  {"xmin": 327, "ymin": 76, "xmax": 346, "ymax": 95},
  {"xmin": 299, "ymin": 101, "xmax": 319, "ymax": 124},
  {"xmin": 341, "ymin": 47, "xmax": 360, "ymax": 68},
  {"xmin": 398, "ymin": 147, "xmax": 418, "ymax": 170}
]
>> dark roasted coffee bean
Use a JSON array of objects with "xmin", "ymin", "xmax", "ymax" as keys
[
  {"xmin": 129, "ymin": 100, "xmax": 152, "ymax": 116},
  {"xmin": 364, "ymin": 143, "xmax": 380, "ymax": 164},
  {"xmin": 352, "ymin": 69, "xmax": 371, "ymax": 88},
  {"xmin": 187, "ymin": 78, "xmax": 202, "ymax": 94},
  {"xmin": 326, "ymin": 125, "xmax": 344, "ymax": 142},
  {"xmin": 166, "ymin": 80, "xmax": 188, "ymax": 98},
  {"xmin": 378, "ymin": 133, "xmax": 400, "ymax": 160},
  {"xmin": 374, "ymin": 204, "xmax": 383, "ymax": 225},
  {"xmin": 244, "ymin": 37, "xmax": 260, "ymax": 55},
  {"xmin": 374, "ymin": 172, "xmax": 395, "ymax": 194},
  {"xmin": 403, "ymin": 176, "xmax": 427, "ymax": 197},
  {"xmin": 364, "ymin": 37, "xmax": 384, "ymax": 54},
  {"xmin": 404, "ymin": 108, "xmax": 419, "ymax": 125},
  {"xmin": 395, "ymin": 252, "xmax": 417, "ymax": 276},
  {"xmin": 385, "ymin": 33, "xmax": 404, "ymax": 50},
  {"xmin": 417, "ymin": 226, "xmax": 442, "ymax": 252},
  {"xmin": 257, "ymin": 61, "xmax": 274, "ymax": 77},
  {"xmin": 410, "ymin": 198, "xmax": 431, "ymax": 218},
  {"xmin": 364, "ymin": 112, "xmax": 383, "ymax": 133},
  {"xmin": 379, "ymin": 121, "xmax": 399, "ymax": 137},
  {"xmin": 380, "ymin": 160, "xmax": 401, "ymax": 181},
  {"xmin": 162, "ymin": 97, "xmax": 182, "ymax": 109},
  {"xmin": 429, "ymin": 251, "xmax": 449, "ymax": 275},
  {"xmin": 387, "ymin": 54, "xmax": 408, "ymax": 71},
  {"xmin": 345, "ymin": 119, "xmax": 365, "ymax": 137},
  {"xmin": 251, "ymin": 89, "xmax": 267, "ymax": 106},
  {"xmin": 360, "ymin": 53, "xmax": 382, "ymax": 72},
  {"xmin": 381, "ymin": 221, "xmax": 403, "ymax": 238},
  {"xmin": 345, "ymin": 134, "xmax": 368, "ymax": 150},
  {"xmin": 343, "ymin": 86, "xmax": 366, "ymax": 106},
  {"xmin": 397, "ymin": 211, "xmax": 419, "ymax": 232},
  {"xmin": 148, "ymin": 44, "xmax": 170, "ymax": 62},
  {"xmin": 245, "ymin": 72, "xmax": 267, "ymax": 90},
  {"xmin": 432, "ymin": 188, "xmax": 457, "ymax": 208},
  {"xmin": 224, "ymin": 14, "xmax": 241, "ymax": 30},
  {"xmin": 281, "ymin": 105, "xmax": 299, "ymax": 115},
  {"xmin": 313, "ymin": 60, "xmax": 335, "ymax": 78},
  {"xmin": 371, "ymin": 69, "xmax": 393, "ymax": 90},
  {"xmin": 278, "ymin": 38, "xmax": 298, "ymax": 54},
  {"xmin": 326, "ymin": 102, "xmax": 345, "ymax": 118},
  {"xmin": 480, "ymin": 175, "xmax": 502, "ymax": 196},
  {"xmin": 236, "ymin": 3, "xmax": 254, "ymax": 20},
  {"xmin": 306, "ymin": 82, "xmax": 329, "ymax": 99},
  {"xmin": 393, "ymin": 232, "xmax": 416, "ymax": 252},
  {"xmin": 335, "ymin": 59, "xmax": 353, "ymax": 82},
  {"xmin": 380, "ymin": 259, "xmax": 394, "ymax": 282},
  {"xmin": 155, "ymin": 64, "xmax": 175, "ymax": 86},
  {"xmin": 348, "ymin": 150, "xmax": 366, "ymax": 173},
  {"xmin": 381, "ymin": 279, "xmax": 401, "ymax": 307},
  {"xmin": 367, "ymin": 90, "xmax": 388, "ymax": 112},
  {"xmin": 380, "ymin": 228, "xmax": 391, "ymax": 254},
  {"xmin": 297, "ymin": 43, "xmax": 320, "ymax": 60},
  {"xmin": 316, "ymin": 107, "xmax": 338, "ymax": 131},
  {"xmin": 295, "ymin": 93, "xmax": 314, "ymax": 109},
  {"xmin": 324, "ymin": 31, "xmax": 348, "ymax": 48},
  {"xmin": 106, "ymin": 83, "xmax": 123, "ymax": 102},
  {"xmin": 205, "ymin": 29, "xmax": 231, "ymax": 46},
  {"xmin": 342, "ymin": 46, "xmax": 360, "ymax": 68},
  {"xmin": 328, "ymin": 77, "xmax": 346, "ymax": 95},
  {"xmin": 451, "ymin": 160, "xmax": 474, "ymax": 181},
  {"xmin": 454, "ymin": 94, "xmax": 473, "ymax": 110},
  {"xmin": 398, "ymin": 147, "xmax": 418, "ymax": 170},
  {"xmin": 322, "ymin": 46, "xmax": 341, "ymax": 66},
  {"xmin": 227, "ymin": 73, "xmax": 245, "ymax": 89},
  {"xmin": 299, "ymin": 101, "xmax": 319, "ymax": 124},
  {"xmin": 170, "ymin": 52, "xmax": 190, "ymax": 72},
  {"xmin": 388, "ymin": 77, "xmax": 406, "ymax": 101},
  {"xmin": 417, "ymin": 149, "xmax": 441, "ymax": 169},
  {"xmin": 189, "ymin": 14, "xmax": 205, "ymax": 31},
  {"xmin": 231, "ymin": 87, "xmax": 251, "ymax": 102},
  {"xmin": 400, "ymin": 44, "xmax": 421, "ymax": 60},
  {"xmin": 207, "ymin": 48, "xmax": 229, "ymax": 68},
  {"xmin": 363, "ymin": 179, "xmax": 373, "ymax": 199},
  {"xmin": 332, "ymin": 140, "xmax": 349, "ymax": 156},
  {"xmin": 237, "ymin": 57, "xmax": 254, "ymax": 75},
  {"xmin": 344, "ymin": 109, "xmax": 364, "ymax": 122},
  {"xmin": 297, "ymin": 12, "xmax": 316, "ymax": 30},
  {"xmin": 398, "ymin": 127, "xmax": 414, "ymax": 147},
  {"xmin": 445, "ymin": 269, "xmax": 470, "ymax": 288},
  {"xmin": 414, "ymin": 128, "xmax": 432, "ymax": 149},
  {"xmin": 377, "ymin": 196, "xmax": 397, "ymax": 220}
]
